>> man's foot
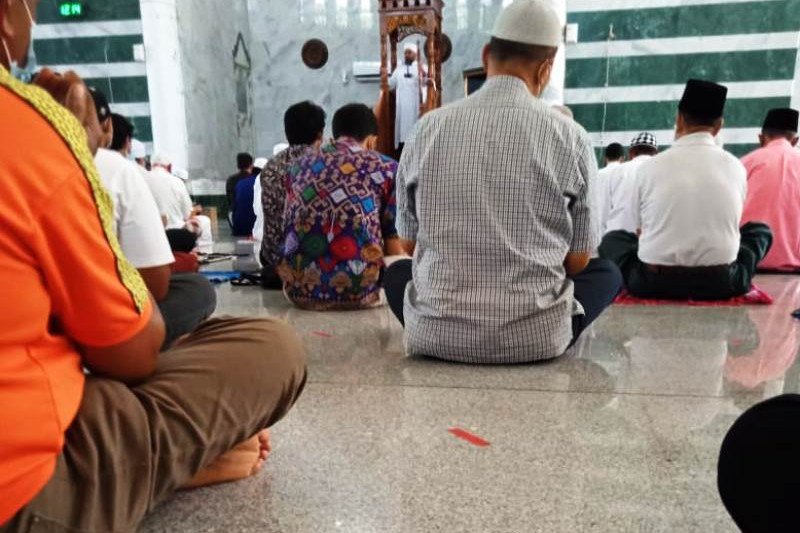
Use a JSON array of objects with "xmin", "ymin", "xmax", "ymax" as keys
[{"xmin": 182, "ymin": 430, "xmax": 271, "ymax": 489}]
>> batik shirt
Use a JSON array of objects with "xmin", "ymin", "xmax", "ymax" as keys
[
  {"xmin": 260, "ymin": 145, "xmax": 315, "ymax": 270},
  {"xmin": 278, "ymin": 137, "xmax": 398, "ymax": 310}
]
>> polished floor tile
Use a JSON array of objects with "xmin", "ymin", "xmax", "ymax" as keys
[{"xmin": 141, "ymin": 269, "xmax": 800, "ymax": 532}]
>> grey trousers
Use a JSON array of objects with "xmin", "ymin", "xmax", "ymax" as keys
[{"xmin": 158, "ymin": 273, "xmax": 217, "ymax": 349}]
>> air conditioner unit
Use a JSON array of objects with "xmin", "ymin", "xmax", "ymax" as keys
[{"xmin": 353, "ymin": 61, "xmax": 381, "ymax": 83}]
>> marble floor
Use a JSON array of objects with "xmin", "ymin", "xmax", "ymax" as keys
[{"xmin": 141, "ymin": 262, "xmax": 800, "ymax": 532}]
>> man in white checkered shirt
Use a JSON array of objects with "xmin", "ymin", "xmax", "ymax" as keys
[{"xmin": 384, "ymin": 0, "xmax": 623, "ymax": 364}]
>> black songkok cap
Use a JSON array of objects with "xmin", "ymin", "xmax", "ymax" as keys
[
  {"xmin": 87, "ymin": 86, "xmax": 111, "ymax": 122},
  {"xmin": 679, "ymin": 79, "xmax": 728, "ymax": 121},
  {"xmin": 763, "ymin": 108, "xmax": 799, "ymax": 133}
]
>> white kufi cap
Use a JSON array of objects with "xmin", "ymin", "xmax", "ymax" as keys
[
  {"xmin": 403, "ymin": 42, "xmax": 418, "ymax": 53},
  {"xmin": 492, "ymin": 0, "xmax": 563, "ymax": 48}
]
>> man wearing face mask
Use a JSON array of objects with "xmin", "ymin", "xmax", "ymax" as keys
[
  {"xmin": 0, "ymin": 0, "xmax": 307, "ymax": 531},
  {"xmin": 384, "ymin": 0, "xmax": 622, "ymax": 364}
]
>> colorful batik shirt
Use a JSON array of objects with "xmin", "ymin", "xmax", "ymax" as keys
[{"xmin": 278, "ymin": 137, "xmax": 398, "ymax": 310}]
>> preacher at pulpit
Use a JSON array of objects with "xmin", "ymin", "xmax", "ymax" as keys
[{"xmin": 389, "ymin": 43, "xmax": 427, "ymax": 152}]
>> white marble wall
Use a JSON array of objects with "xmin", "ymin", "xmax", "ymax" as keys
[
  {"xmin": 176, "ymin": 0, "xmax": 255, "ymax": 181},
  {"xmin": 245, "ymin": 0, "xmax": 565, "ymax": 156}
]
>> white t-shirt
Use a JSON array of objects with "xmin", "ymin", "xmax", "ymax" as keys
[
  {"xmin": 94, "ymin": 149, "xmax": 174, "ymax": 268},
  {"xmin": 605, "ymin": 155, "xmax": 652, "ymax": 234},
  {"xmin": 150, "ymin": 166, "xmax": 193, "ymax": 229},
  {"xmin": 589, "ymin": 160, "xmax": 621, "ymax": 245},
  {"xmin": 136, "ymin": 164, "xmax": 170, "ymax": 221},
  {"xmin": 634, "ymin": 132, "xmax": 747, "ymax": 266}
]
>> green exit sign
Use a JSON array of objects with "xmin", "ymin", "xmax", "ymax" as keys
[{"xmin": 58, "ymin": 2, "xmax": 84, "ymax": 18}]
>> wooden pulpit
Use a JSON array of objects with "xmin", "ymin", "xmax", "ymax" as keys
[{"xmin": 375, "ymin": 0, "xmax": 445, "ymax": 158}]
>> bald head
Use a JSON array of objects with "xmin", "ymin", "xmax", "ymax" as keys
[{"xmin": 0, "ymin": 0, "xmax": 39, "ymax": 70}]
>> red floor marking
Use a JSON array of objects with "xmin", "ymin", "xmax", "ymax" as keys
[
  {"xmin": 448, "ymin": 427, "xmax": 491, "ymax": 447},
  {"xmin": 312, "ymin": 331, "xmax": 334, "ymax": 338}
]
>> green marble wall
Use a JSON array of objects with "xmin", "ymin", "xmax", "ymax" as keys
[
  {"xmin": 566, "ymin": 0, "xmax": 800, "ymax": 158},
  {"xmin": 33, "ymin": 0, "xmax": 152, "ymax": 143}
]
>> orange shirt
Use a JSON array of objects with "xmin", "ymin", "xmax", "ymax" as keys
[{"xmin": 0, "ymin": 68, "xmax": 151, "ymax": 524}]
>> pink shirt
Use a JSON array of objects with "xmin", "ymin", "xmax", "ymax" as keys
[{"xmin": 742, "ymin": 138, "xmax": 800, "ymax": 271}]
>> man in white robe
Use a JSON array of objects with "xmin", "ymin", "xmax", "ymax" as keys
[{"xmin": 389, "ymin": 43, "xmax": 427, "ymax": 151}]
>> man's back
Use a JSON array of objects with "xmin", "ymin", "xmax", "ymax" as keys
[
  {"xmin": 742, "ymin": 139, "xmax": 800, "ymax": 271},
  {"xmin": 397, "ymin": 75, "xmax": 596, "ymax": 363},
  {"xmin": 636, "ymin": 132, "xmax": 746, "ymax": 267},
  {"xmin": 605, "ymin": 155, "xmax": 651, "ymax": 234},
  {"xmin": 591, "ymin": 161, "xmax": 621, "ymax": 244},
  {"xmin": 152, "ymin": 167, "xmax": 192, "ymax": 230},
  {"xmin": 278, "ymin": 138, "xmax": 397, "ymax": 310},
  {"xmin": 232, "ymin": 175, "xmax": 257, "ymax": 236},
  {"xmin": 94, "ymin": 149, "xmax": 174, "ymax": 269}
]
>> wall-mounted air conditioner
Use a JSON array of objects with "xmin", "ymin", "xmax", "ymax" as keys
[{"xmin": 353, "ymin": 61, "xmax": 382, "ymax": 83}]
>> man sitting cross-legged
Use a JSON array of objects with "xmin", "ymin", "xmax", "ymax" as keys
[
  {"xmin": 0, "ymin": 3, "xmax": 306, "ymax": 530},
  {"xmin": 741, "ymin": 108, "xmax": 800, "ymax": 272},
  {"xmin": 384, "ymin": 0, "xmax": 623, "ymax": 364},
  {"xmin": 260, "ymin": 101, "xmax": 326, "ymax": 289},
  {"xmin": 599, "ymin": 79, "xmax": 773, "ymax": 300},
  {"xmin": 94, "ymin": 105, "xmax": 217, "ymax": 348},
  {"xmin": 277, "ymin": 103, "xmax": 405, "ymax": 310}
]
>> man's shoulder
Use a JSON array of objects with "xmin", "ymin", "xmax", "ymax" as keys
[{"xmin": 0, "ymin": 79, "xmax": 89, "ymax": 192}]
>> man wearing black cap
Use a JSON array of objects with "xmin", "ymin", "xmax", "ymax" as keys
[
  {"xmin": 599, "ymin": 79, "xmax": 773, "ymax": 300},
  {"xmin": 741, "ymin": 108, "xmax": 800, "ymax": 271}
]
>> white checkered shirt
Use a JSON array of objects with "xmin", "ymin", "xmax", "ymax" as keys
[{"xmin": 396, "ymin": 76, "xmax": 598, "ymax": 363}]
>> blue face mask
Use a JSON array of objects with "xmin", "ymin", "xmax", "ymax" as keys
[
  {"xmin": 3, "ymin": 0, "xmax": 38, "ymax": 83},
  {"xmin": 9, "ymin": 39, "xmax": 38, "ymax": 83}
]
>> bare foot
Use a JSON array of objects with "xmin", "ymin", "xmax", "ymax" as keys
[{"xmin": 182, "ymin": 430, "xmax": 271, "ymax": 490}]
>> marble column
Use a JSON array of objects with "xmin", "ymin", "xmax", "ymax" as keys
[{"xmin": 139, "ymin": 0, "xmax": 190, "ymax": 170}]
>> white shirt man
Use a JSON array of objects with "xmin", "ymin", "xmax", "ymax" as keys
[
  {"xmin": 604, "ymin": 132, "xmax": 658, "ymax": 235},
  {"xmin": 94, "ymin": 149, "xmax": 174, "ymax": 269},
  {"xmin": 590, "ymin": 144, "xmax": 624, "ymax": 245},
  {"xmin": 388, "ymin": 43, "xmax": 427, "ymax": 149},
  {"xmin": 599, "ymin": 79, "xmax": 772, "ymax": 300},
  {"xmin": 150, "ymin": 154, "xmax": 193, "ymax": 230},
  {"xmin": 633, "ymin": 132, "xmax": 746, "ymax": 267}
]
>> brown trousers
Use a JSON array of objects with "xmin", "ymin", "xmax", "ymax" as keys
[{"xmin": 1, "ymin": 317, "xmax": 307, "ymax": 533}]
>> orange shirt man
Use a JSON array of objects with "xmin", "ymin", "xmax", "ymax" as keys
[{"xmin": 0, "ymin": 69, "xmax": 153, "ymax": 523}]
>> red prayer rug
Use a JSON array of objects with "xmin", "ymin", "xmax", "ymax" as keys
[{"xmin": 613, "ymin": 286, "xmax": 773, "ymax": 307}]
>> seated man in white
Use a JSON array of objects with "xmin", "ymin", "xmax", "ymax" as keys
[
  {"xmin": 603, "ymin": 132, "xmax": 658, "ymax": 235},
  {"xmin": 598, "ymin": 79, "xmax": 772, "ymax": 300},
  {"xmin": 590, "ymin": 142, "xmax": 625, "ymax": 245},
  {"xmin": 92, "ymin": 102, "xmax": 216, "ymax": 348}
]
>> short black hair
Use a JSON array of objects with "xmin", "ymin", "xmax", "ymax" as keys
[
  {"xmin": 237, "ymin": 152, "xmax": 254, "ymax": 171},
  {"xmin": 629, "ymin": 144, "xmax": 658, "ymax": 157},
  {"xmin": 332, "ymin": 103, "xmax": 378, "ymax": 142},
  {"xmin": 488, "ymin": 37, "xmax": 558, "ymax": 64},
  {"xmin": 680, "ymin": 111, "xmax": 721, "ymax": 129},
  {"xmin": 284, "ymin": 101, "xmax": 326, "ymax": 145},
  {"xmin": 762, "ymin": 128, "xmax": 797, "ymax": 141},
  {"xmin": 604, "ymin": 143, "xmax": 625, "ymax": 161},
  {"xmin": 110, "ymin": 113, "xmax": 134, "ymax": 152}
]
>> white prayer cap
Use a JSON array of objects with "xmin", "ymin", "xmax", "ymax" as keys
[
  {"xmin": 273, "ymin": 142, "xmax": 290, "ymax": 155},
  {"xmin": 254, "ymin": 157, "xmax": 269, "ymax": 169},
  {"xmin": 492, "ymin": 0, "xmax": 563, "ymax": 48},
  {"xmin": 173, "ymin": 168, "xmax": 189, "ymax": 181},
  {"xmin": 151, "ymin": 152, "xmax": 173, "ymax": 166},
  {"xmin": 130, "ymin": 139, "xmax": 147, "ymax": 159},
  {"xmin": 403, "ymin": 42, "xmax": 418, "ymax": 53}
]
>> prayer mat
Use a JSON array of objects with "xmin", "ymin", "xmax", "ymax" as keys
[
  {"xmin": 613, "ymin": 285, "xmax": 773, "ymax": 307},
  {"xmin": 200, "ymin": 271, "xmax": 243, "ymax": 284}
]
